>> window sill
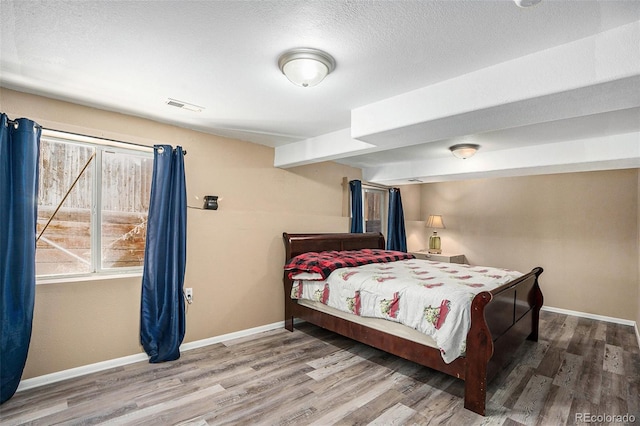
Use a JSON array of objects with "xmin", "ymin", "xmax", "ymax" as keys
[{"xmin": 36, "ymin": 272, "xmax": 142, "ymax": 285}]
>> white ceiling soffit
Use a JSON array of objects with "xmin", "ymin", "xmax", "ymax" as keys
[{"xmin": 274, "ymin": 21, "xmax": 640, "ymax": 183}]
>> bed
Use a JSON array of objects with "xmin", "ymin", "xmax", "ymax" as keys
[{"xmin": 282, "ymin": 232, "xmax": 543, "ymax": 416}]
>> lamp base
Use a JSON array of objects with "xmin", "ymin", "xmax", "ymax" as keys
[{"xmin": 428, "ymin": 232, "xmax": 442, "ymax": 254}]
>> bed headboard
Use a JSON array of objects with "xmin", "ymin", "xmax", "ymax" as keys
[{"xmin": 283, "ymin": 232, "xmax": 385, "ymax": 261}]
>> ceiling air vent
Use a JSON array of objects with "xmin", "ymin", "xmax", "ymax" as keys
[{"xmin": 166, "ymin": 98, "xmax": 204, "ymax": 112}]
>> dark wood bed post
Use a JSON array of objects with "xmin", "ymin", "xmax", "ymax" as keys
[
  {"xmin": 463, "ymin": 291, "xmax": 494, "ymax": 416},
  {"xmin": 528, "ymin": 267, "xmax": 544, "ymax": 342},
  {"xmin": 284, "ymin": 275, "xmax": 294, "ymax": 332},
  {"xmin": 283, "ymin": 235, "xmax": 294, "ymax": 332}
]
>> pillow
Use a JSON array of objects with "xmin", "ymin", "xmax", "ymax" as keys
[{"xmin": 290, "ymin": 272, "xmax": 325, "ymax": 281}]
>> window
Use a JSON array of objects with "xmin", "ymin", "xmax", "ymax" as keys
[
  {"xmin": 36, "ymin": 132, "xmax": 153, "ymax": 278},
  {"xmin": 364, "ymin": 187, "xmax": 386, "ymax": 234}
]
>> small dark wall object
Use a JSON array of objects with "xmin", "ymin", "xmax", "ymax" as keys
[{"xmin": 203, "ymin": 195, "xmax": 218, "ymax": 210}]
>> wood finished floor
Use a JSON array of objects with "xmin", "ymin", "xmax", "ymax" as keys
[{"xmin": 1, "ymin": 311, "xmax": 638, "ymax": 426}]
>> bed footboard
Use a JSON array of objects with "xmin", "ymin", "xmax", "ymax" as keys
[
  {"xmin": 462, "ymin": 267, "xmax": 543, "ymax": 415},
  {"xmin": 483, "ymin": 267, "xmax": 544, "ymax": 381}
]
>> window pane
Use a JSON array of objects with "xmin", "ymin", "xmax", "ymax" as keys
[
  {"xmin": 101, "ymin": 151, "xmax": 152, "ymax": 269},
  {"xmin": 364, "ymin": 189, "xmax": 383, "ymax": 233},
  {"xmin": 36, "ymin": 139, "xmax": 95, "ymax": 276}
]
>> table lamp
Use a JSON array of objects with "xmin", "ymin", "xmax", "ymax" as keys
[{"xmin": 425, "ymin": 215, "xmax": 445, "ymax": 254}]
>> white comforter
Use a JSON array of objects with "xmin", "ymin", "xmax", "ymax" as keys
[{"xmin": 291, "ymin": 259, "xmax": 523, "ymax": 363}]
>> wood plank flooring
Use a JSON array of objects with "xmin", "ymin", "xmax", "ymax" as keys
[{"xmin": 1, "ymin": 310, "xmax": 638, "ymax": 425}]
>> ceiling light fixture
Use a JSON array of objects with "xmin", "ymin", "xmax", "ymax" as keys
[
  {"xmin": 449, "ymin": 143, "xmax": 480, "ymax": 159},
  {"xmin": 278, "ymin": 48, "xmax": 336, "ymax": 88},
  {"xmin": 513, "ymin": 0, "xmax": 542, "ymax": 7}
]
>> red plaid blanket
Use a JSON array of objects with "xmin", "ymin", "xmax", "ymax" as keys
[{"xmin": 284, "ymin": 249, "xmax": 415, "ymax": 279}]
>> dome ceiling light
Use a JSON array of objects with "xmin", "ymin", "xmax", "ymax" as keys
[
  {"xmin": 449, "ymin": 143, "xmax": 480, "ymax": 159},
  {"xmin": 278, "ymin": 48, "xmax": 336, "ymax": 88},
  {"xmin": 513, "ymin": 0, "xmax": 542, "ymax": 7}
]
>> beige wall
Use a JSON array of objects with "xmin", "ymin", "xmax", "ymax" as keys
[
  {"xmin": 397, "ymin": 184, "xmax": 425, "ymax": 251},
  {"xmin": 416, "ymin": 171, "xmax": 640, "ymax": 321},
  {"xmin": 1, "ymin": 88, "xmax": 362, "ymax": 378},
  {"xmin": 3, "ymin": 87, "xmax": 639, "ymax": 379}
]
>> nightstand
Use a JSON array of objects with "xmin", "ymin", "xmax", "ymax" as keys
[{"xmin": 411, "ymin": 251, "xmax": 466, "ymax": 264}]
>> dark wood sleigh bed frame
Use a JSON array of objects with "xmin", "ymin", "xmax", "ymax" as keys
[{"xmin": 282, "ymin": 232, "xmax": 543, "ymax": 416}]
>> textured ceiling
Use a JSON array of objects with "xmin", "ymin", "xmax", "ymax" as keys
[{"xmin": 1, "ymin": 0, "xmax": 639, "ymax": 183}]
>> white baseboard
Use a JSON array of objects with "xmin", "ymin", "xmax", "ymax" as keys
[
  {"xmin": 16, "ymin": 320, "xmax": 287, "ymax": 393},
  {"xmin": 16, "ymin": 352, "xmax": 149, "ymax": 393},
  {"xmin": 179, "ymin": 320, "xmax": 287, "ymax": 352},
  {"xmin": 541, "ymin": 306, "xmax": 639, "ymax": 349},
  {"xmin": 541, "ymin": 305, "xmax": 636, "ymax": 326},
  {"xmin": 16, "ymin": 307, "xmax": 640, "ymax": 393}
]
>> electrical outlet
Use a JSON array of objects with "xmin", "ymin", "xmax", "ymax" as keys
[{"xmin": 185, "ymin": 288, "xmax": 193, "ymax": 304}]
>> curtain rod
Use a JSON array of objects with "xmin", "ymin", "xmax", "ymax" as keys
[
  {"xmin": 6, "ymin": 118, "xmax": 187, "ymax": 155},
  {"xmin": 42, "ymin": 128, "xmax": 188, "ymax": 156},
  {"xmin": 362, "ymin": 180, "xmax": 391, "ymax": 190},
  {"xmin": 6, "ymin": 118, "xmax": 42, "ymax": 129},
  {"xmin": 343, "ymin": 177, "xmax": 391, "ymax": 191}
]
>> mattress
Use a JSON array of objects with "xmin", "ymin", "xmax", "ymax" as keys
[{"xmin": 296, "ymin": 298, "xmax": 438, "ymax": 349}]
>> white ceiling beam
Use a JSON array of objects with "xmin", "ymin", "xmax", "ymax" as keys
[
  {"xmin": 273, "ymin": 128, "xmax": 376, "ymax": 168},
  {"xmin": 351, "ymin": 21, "xmax": 640, "ymax": 146},
  {"xmin": 362, "ymin": 132, "xmax": 640, "ymax": 185}
]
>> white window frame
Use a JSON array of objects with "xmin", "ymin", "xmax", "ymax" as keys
[{"xmin": 36, "ymin": 130, "xmax": 154, "ymax": 283}]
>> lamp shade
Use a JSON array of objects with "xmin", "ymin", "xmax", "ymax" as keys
[
  {"xmin": 425, "ymin": 215, "xmax": 445, "ymax": 229},
  {"xmin": 278, "ymin": 48, "xmax": 336, "ymax": 87}
]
